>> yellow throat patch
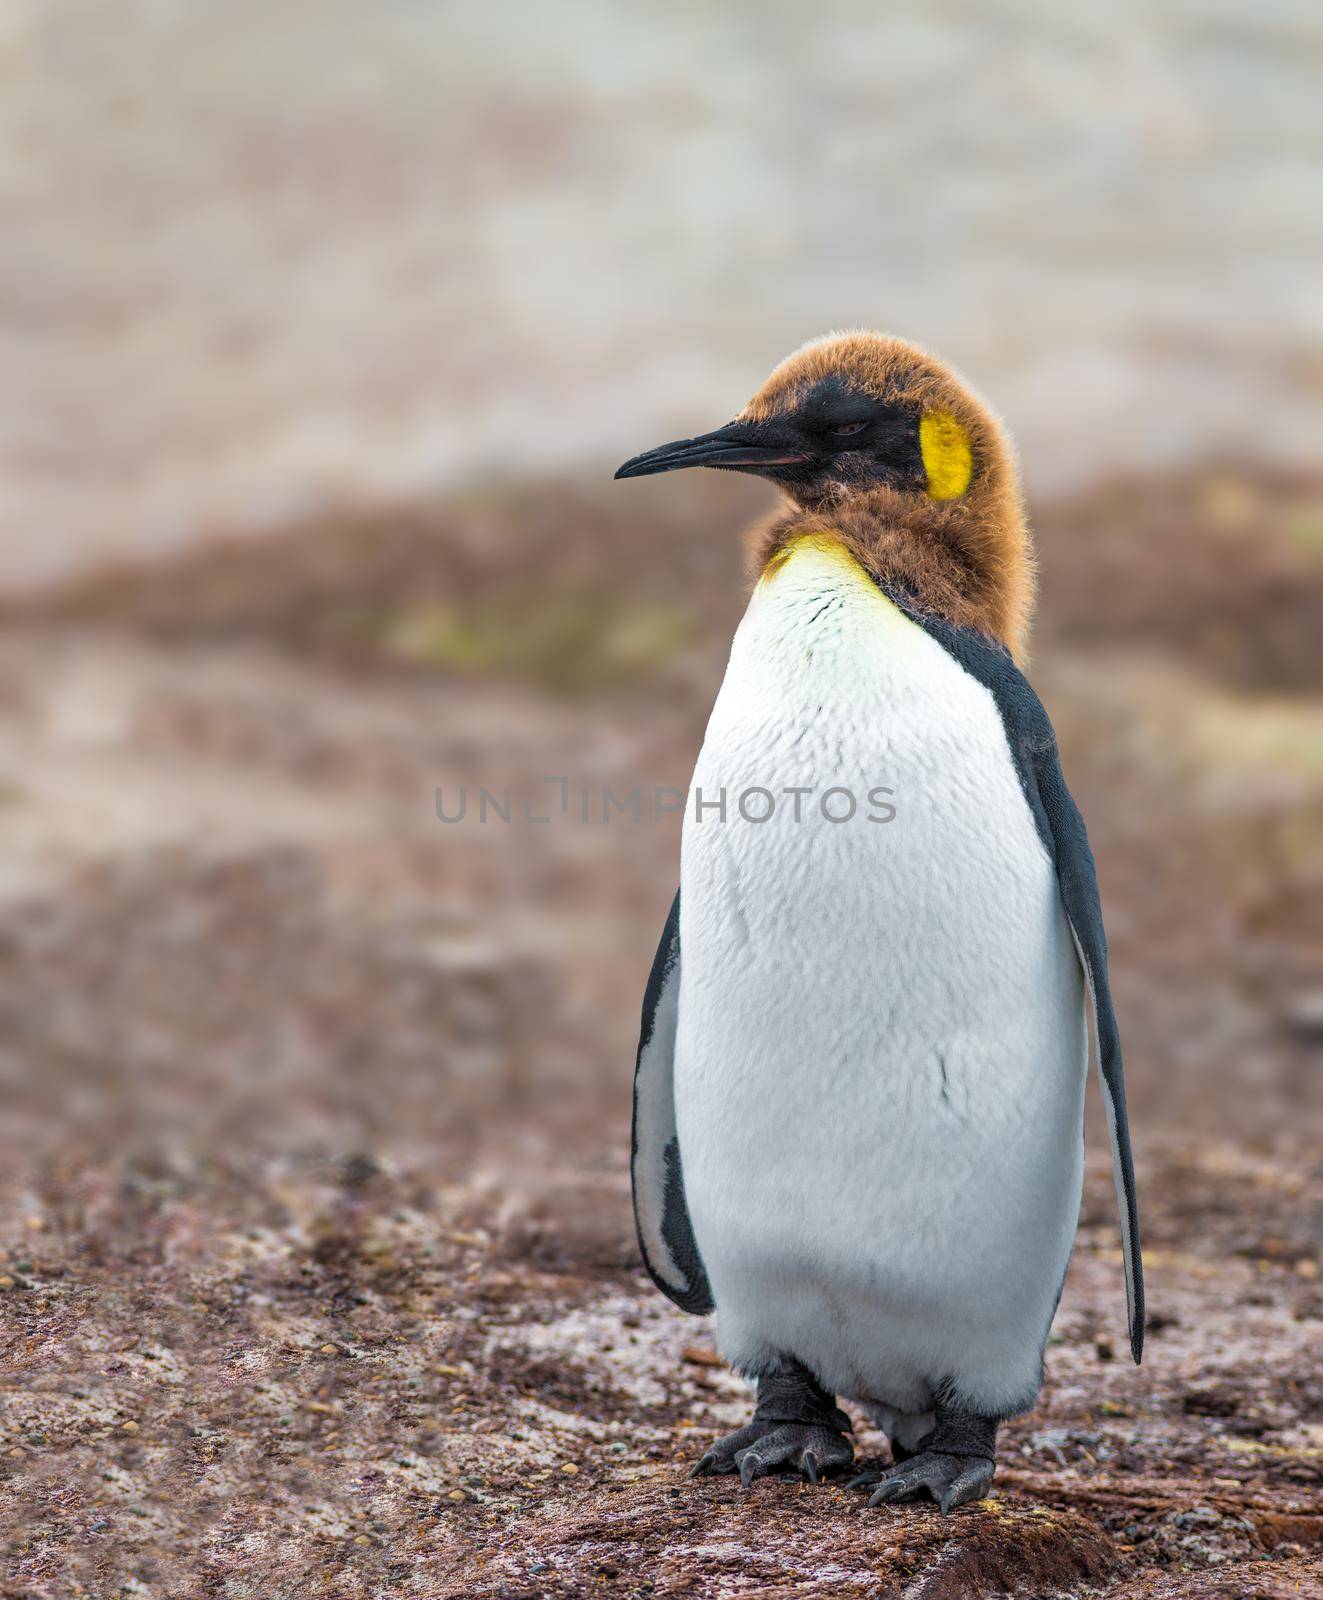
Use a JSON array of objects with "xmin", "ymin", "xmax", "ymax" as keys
[
  {"xmin": 760, "ymin": 532, "xmax": 889, "ymax": 604},
  {"xmin": 761, "ymin": 531, "xmax": 862, "ymax": 584},
  {"xmin": 919, "ymin": 410, "xmax": 973, "ymax": 500}
]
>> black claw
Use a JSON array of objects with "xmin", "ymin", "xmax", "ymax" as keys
[
  {"xmin": 845, "ymin": 1471, "xmax": 883, "ymax": 1491},
  {"xmin": 689, "ymin": 1453, "xmax": 715, "ymax": 1480},
  {"xmin": 868, "ymin": 1477, "xmax": 908, "ymax": 1507},
  {"xmin": 801, "ymin": 1451, "xmax": 819, "ymax": 1484},
  {"xmin": 738, "ymin": 1451, "xmax": 762, "ymax": 1489},
  {"xmin": 938, "ymin": 1464, "xmax": 992, "ymax": 1514}
]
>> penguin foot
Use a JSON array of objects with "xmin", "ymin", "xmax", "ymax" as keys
[
  {"xmin": 848, "ymin": 1404, "xmax": 997, "ymax": 1514},
  {"xmin": 689, "ymin": 1355, "xmax": 852, "ymax": 1487},
  {"xmin": 850, "ymin": 1449, "xmax": 994, "ymax": 1514},
  {"xmin": 690, "ymin": 1419, "xmax": 853, "ymax": 1485}
]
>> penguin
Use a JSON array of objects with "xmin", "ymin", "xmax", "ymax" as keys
[{"xmin": 614, "ymin": 332, "xmax": 1143, "ymax": 1513}]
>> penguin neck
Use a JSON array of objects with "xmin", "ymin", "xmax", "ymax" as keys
[{"xmin": 748, "ymin": 485, "xmax": 1035, "ymax": 665}]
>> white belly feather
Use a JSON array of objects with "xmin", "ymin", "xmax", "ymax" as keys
[{"xmin": 675, "ymin": 538, "xmax": 1087, "ymax": 1418}]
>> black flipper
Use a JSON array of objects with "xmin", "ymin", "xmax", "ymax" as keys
[
  {"xmin": 889, "ymin": 591, "xmax": 1145, "ymax": 1364},
  {"xmin": 631, "ymin": 890, "xmax": 713, "ymax": 1314}
]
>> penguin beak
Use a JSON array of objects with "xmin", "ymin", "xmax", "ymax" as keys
[{"xmin": 614, "ymin": 421, "xmax": 809, "ymax": 480}]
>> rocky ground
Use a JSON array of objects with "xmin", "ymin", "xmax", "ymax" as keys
[{"xmin": 1, "ymin": 469, "xmax": 1320, "ymax": 1597}]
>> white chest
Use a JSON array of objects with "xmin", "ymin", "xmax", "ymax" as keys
[{"xmin": 681, "ymin": 538, "xmax": 1061, "ymax": 986}]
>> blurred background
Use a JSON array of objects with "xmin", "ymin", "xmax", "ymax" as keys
[{"xmin": 1, "ymin": 4, "xmax": 1320, "ymax": 1597}]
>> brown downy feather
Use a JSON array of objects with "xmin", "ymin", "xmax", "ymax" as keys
[{"xmin": 741, "ymin": 332, "xmax": 1035, "ymax": 664}]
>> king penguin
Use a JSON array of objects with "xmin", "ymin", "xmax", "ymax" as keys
[{"xmin": 614, "ymin": 332, "xmax": 1143, "ymax": 1513}]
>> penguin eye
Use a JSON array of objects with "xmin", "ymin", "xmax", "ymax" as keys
[{"xmin": 829, "ymin": 420, "xmax": 867, "ymax": 437}]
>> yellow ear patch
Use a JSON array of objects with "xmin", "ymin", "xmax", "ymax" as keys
[{"xmin": 919, "ymin": 410, "xmax": 973, "ymax": 500}]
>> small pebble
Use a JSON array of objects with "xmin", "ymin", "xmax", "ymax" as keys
[
  {"xmin": 320, "ymin": 1344, "xmax": 338, "ymax": 1355},
  {"xmin": 681, "ymin": 1344, "xmax": 722, "ymax": 1368},
  {"xmin": 561, "ymin": 1462, "xmax": 579, "ymax": 1476},
  {"xmin": 1283, "ymin": 990, "xmax": 1323, "ymax": 1043},
  {"xmin": 120, "ymin": 1421, "xmax": 139, "ymax": 1435},
  {"xmin": 1296, "ymin": 1259, "xmax": 1318, "ymax": 1279},
  {"xmin": 0, "ymin": 1276, "xmax": 13, "ymax": 1290},
  {"xmin": 354, "ymin": 1534, "xmax": 370, "ymax": 1545},
  {"xmin": 447, "ymin": 1489, "xmax": 466, "ymax": 1502}
]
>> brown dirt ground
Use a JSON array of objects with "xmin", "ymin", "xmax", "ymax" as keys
[{"xmin": 1, "ymin": 469, "xmax": 1321, "ymax": 1598}]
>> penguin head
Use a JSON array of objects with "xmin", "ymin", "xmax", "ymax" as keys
[
  {"xmin": 617, "ymin": 332, "xmax": 1032, "ymax": 660},
  {"xmin": 615, "ymin": 330, "xmax": 1016, "ymax": 517}
]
